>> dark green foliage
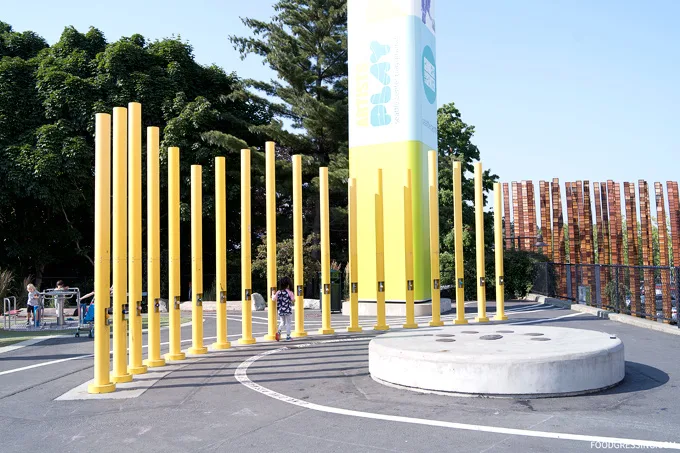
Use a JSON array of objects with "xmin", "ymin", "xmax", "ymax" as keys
[{"xmin": 502, "ymin": 250, "xmax": 553, "ymax": 300}]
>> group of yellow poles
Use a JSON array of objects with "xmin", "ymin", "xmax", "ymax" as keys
[{"xmin": 87, "ymin": 102, "xmax": 508, "ymax": 395}]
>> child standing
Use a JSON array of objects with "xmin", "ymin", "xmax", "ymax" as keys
[{"xmin": 273, "ymin": 276, "xmax": 294, "ymax": 341}]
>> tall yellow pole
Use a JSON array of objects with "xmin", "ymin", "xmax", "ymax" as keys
[
  {"xmin": 111, "ymin": 107, "xmax": 132, "ymax": 384},
  {"xmin": 127, "ymin": 102, "xmax": 147, "ymax": 375},
  {"xmin": 264, "ymin": 142, "xmax": 278, "ymax": 341},
  {"xmin": 239, "ymin": 149, "xmax": 256, "ymax": 344},
  {"xmin": 188, "ymin": 165, "xmax": 208, "ymax": 354},
  {"xmin": 474, "ymin": 162, "xmax": 489, "ymax": 323},
  {"xmin": 144, "ymin": 127, "xmax": 165, "ymax": 367},
  {"xmin": 213, "ymin": 156, "xmax": 231, "ymax": 349},
  {"xmin": 403, "ymin": 169, "xmax": 418, "ymax": 329},
  {"xmin": 493, "ymin": 183, "xmax": 509, "ymax": 321},
  {"xmin": 292, "ymin": 155, "xmax": 307, "ymax": 338},
  {"xmin": 374, "ymin": 169, "xmax": 389, "ymax": 331},
  {"xmin": 428, "ymin": 151, "xmax": 444, "ymax": 327},
  {"xmin": 88, "ymin": 113, "xmax": 115, "ymax": 394},
  {"xmin": 165, "ymin": 147, "xmax": 185, "ymax": 361},
  {"xmin": 319, "ymin": 167, "xmax": 335, "ymax": 334},
  {"xmin": 347, "ymin": 178, "xmax": 362, "ymax": 333},
  {"xmin": 453, "ymin": 162, "xmax": 468, "ymax": 325}
]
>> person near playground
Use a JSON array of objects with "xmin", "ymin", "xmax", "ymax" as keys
[
  {"xmin": 79, "ymin": 286, "xmax": 112, "ymax": 316},
  {"xmin": 273, "ymin": 276, "xmax": 294, "ymax": 341},
  {"xmin": 26, "ymin": 284, "xmax": 41, "ymax": 325}
]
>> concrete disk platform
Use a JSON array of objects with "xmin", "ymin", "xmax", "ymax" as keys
[{"xmin": 369, "ymin": 325, "xmax": 625, "ymax": 398}]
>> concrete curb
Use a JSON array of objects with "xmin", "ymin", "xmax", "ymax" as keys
[{"xmin": 526, "ymin": 293, "xmax": 680, "ymax": 336}]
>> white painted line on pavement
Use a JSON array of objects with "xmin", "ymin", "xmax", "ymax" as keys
[{"xmin": 234, "ymin": 339, "xmax": 680, "ymax": 450}]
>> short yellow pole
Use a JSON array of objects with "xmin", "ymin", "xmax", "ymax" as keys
[
  {"xmin": 347, "ymin": 178, "xmax": 362, "ymax": 333},
  {"xmin": 213, "ymin": 156, "xmax": 231, "ymax": 349},
  {"xmin": 144, "ymin": 126, "xmax": 165, "ymax": 367},
  {"xmin": 88, "ymin": 113, "xmax": 115, "ymax": 394},
  {"xmin": 264, "ymin": 142, "xmax": 278, "ymax": 341},
  {"xmin": 239, "ymin": 149, "xmax": 256, "ymax": 344},
  {"xmin": 188, "ymin": 165, "xmax": 208, "ymax": 354},
  {"xmin": 165, "ymin": 147, "xmax": 185, "ymax": 361},
  {"xmin": 127, "ymin": 102, "xmax": 147, "ymax": 375},
  {"xmin": 403, "ymin": 169, "xmax": 418, "ymax": 329},
  {"xmin": 111, "ymin": 107, "xmax": 132, "ymax": 384},
  {"xmin": 292, "ymin": 155, "xmax": 308, "ymax": 338},
  {"xmin": 319, "ymin": 167, "xmax": 335, "ymax": 334},
  {"xmin": 453, "ymin": 161, "xmax": 468, "ymax": 325},
  {"xmin": 493, "ymin": 183, "xmax": 509, "ymax": 321},
  {"xmin": 428, "ymin": 151, "xmax": 444, "ymax": 327},
  {"xmin": 474, "ymin": 162, "xmax": 489, "ymax": 323},
  {"xmin": 374, "ymin": 169, "xmax": 389, "ymax": 331}
]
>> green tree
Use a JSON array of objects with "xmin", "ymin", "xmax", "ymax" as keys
[
  {"xmin": 230, "ymin": 0, "xmax": 349, "ymax": 276},
  {"xmin": 436, "ymin": 102, "xmax": 498, "ymax": 299},
  {"xmin": 0, "ymin": 23, "xmax": 271, "ymax": 296}
]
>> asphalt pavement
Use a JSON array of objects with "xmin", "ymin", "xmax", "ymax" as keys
[{"xmin": 0, "ymin": 301, "xmax": 679, "ymax": 452}]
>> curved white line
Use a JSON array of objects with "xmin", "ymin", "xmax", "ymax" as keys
[{"xmin": 234, "ymin": 338, "xmax": 680, "ymax": 450}]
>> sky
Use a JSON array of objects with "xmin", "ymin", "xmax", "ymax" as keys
[{"xmin": 3, "ymin": 0, "xmax": 679, "ymax": 187}]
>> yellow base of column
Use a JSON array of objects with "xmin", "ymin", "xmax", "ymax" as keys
[
  {"xmin": 493, "ymin": 315, "xmax": 509, "ymax": 321},
  {"xmin": 474, "ymin": 317, "xmax": 490, "ymax": 323},
  {"xmin": 291, "ymin": 331, "xmax": 308, "ymax": 338},
  {"xmin": 402, "ymin": 323, "xmax": 419, "ymax": 329},
  {"xmin": 347, "ymin": 326, "xmax": 363, "ymax": 333},
  {"xmin": 143, "ymin": 358, "xmax": 166, "ymax": 368},
  {"xmin": 429, "ymin": 321, "xmax": 444, "ymax": 327},
  {"xmin": 238, "ymin": 337, "xmax": 256, "ymax": 345},
  {"xmin": 318, "ymin": 328, "xmax": 335, "ymax": 335},
  {"xmin": 128, "ymin": 365, "xmax": 148, "ymax": 375},
  {"xmin": 212, "ymin": 341, "xmax": 232, "ymax": 350},
  {"xmin": 187, "ymin": 346, "xmax": 208, "ymax": 355},
  {"xmin": 110, "ymin": 373, "xmax": 132, "ymax": 383},
  {"xmin": 164, "ymin": 352, "xmax": 186, "ymax": 361},
  {"xmin": 87, "ymin": 382, "xmax": 116, "ymax": 394},
  {"xmin": 263, "ymin": 334, "xmax": 278, "ymax": 341},
  {"xmin": 453, "ymin": 319, "xmax": 468, "ymax": 325},
  {"xmin": 373, "ymin": 325, "xmax": 390, "ymax": 331}
]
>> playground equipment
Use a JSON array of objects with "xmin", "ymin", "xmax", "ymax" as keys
[
  {"xmin": 86, "ymin": 99, "xmax": 508, "ymax": 394},
  {"xmin": 42, "ymin": 288, "xmax": 81, "ymax": 327},
  {"xmin": 3, "ymin": 296, "xmax": 18, "ymax": 328}
]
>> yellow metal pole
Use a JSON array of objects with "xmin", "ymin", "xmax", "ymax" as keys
[
  {"xmin": 374, "ymin": 169, "xmax": 389, "ymax": 331},
  {"xmin": 144, "ymin": 127, "xmax": 165, "ymax": 367},
  {"xmin": 165, "ymin": 147, "xmax": 185, "ymax": 361},
  {"xmin": 127, "ymin": 102, "xmax": 147, "ymax": 375},
  {"xmin": 493, "ymin": 183, "xmax": 509, "ymax": 321},
  {"xmin": 239, "ymin": 149, "xmax": 256, "ymax": 344},
  {"xmin": 474, "ymin": 162, "xmax": 489, "ymax": 323},
  {"xmin": 213, "ymin": 156, "xmax": 231, "ymax": 349},
  {"xmin": 111, "ymin": 107, "xmax": 132, "ymax": 384},
  {"xmin": 165, "ymin": 147, "xmax": 186, "ymax": 360},
  {"xmin": 347, "ymin": 178, "xmax": 362, "ymax": 333},
  {"xmin": 319, "ymin": 167, "xmax": 335, "ymax": 334},
  {"xmin": 403, "ymin": 169, "xmax": 418, "ymax": 329},
  {"xmin": 188, "ymin": 165, "xmax": 208, "ymax": 354},
  {"xmin": 88, "ymin": 113, "xmax": 115, "ymax": 394},
  {"xmin": 453, "ymin": 161, "xmax": 468, "ymax": 325},
  {"xmin": 264, "ymin": 142, "xmax": 278, "ymax": 341},
  {"xmin": 428, "ymin": 151, "xmax": 444, "ymax": 327},
  {"xmin": 292, "ymin": 155, "xmax": 308, "ymax": 338}
]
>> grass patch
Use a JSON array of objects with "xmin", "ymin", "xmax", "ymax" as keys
[{"xmin": 0, "ymin": 329, "xmax": 77, "ymax": 347}]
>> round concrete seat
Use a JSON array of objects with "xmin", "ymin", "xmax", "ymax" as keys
[{"xmin": 368, "ymin": 325, "xmax": 625, "ymax": 397}]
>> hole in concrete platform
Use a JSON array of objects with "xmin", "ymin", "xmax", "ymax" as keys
[
  {"xmin": 480, "ymin": 334, "xmax": 503, "ymax": 340},
  {"xmin": 531, "ymin": 337, "xmax": 551, "ymax": 341},
  {"xmin": 436, "ymin": 334, "xmax": 455, "ymax": 337},
  {"xmin": 461, "ymin": 331, "xmax": 479, "ymax": 334},
  {"xmin": 497, "ymin": 330, "xmax": 514, "ymax": 333},
  {"xmin": 438, "ymin": 350, "xmax": 450, "ymax": 353},
  {"xmin": 436, "ymin": 338, "xmax": 456, "ymax": 342},
  {"xmin": 524, "ymin": 333, "xmax": 544, "ymax": 336}
]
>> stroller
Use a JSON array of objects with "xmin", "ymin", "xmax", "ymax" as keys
[{"xmin": 76, "ymin": 302, "xmax": 95, "ymax": 338}]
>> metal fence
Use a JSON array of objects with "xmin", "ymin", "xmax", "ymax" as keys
[{"xmin": 532, "ymin": 262, "xmax": 679, "ymax": 325}]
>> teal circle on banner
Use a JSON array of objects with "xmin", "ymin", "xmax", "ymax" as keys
[{"xmin": 422, "ymin": 45, "xmax": 436, "ymax": 104}]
